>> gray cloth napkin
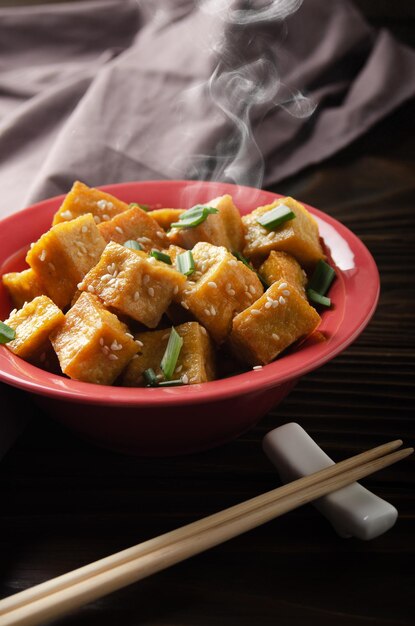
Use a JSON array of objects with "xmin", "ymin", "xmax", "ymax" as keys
[{"xmin": 0, "ymin": 0, "xmax": 414, "ymax": 218}]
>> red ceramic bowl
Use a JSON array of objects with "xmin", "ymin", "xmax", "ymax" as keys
[{"xmin": 0, "ymin": 181, "xmax": 379, "ymax": 455}]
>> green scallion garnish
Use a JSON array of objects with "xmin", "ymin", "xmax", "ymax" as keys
[
  {"xmin": 170, "ymin": 205, "xmax": 219, "ymax": 229},
  {"xmin": 160, "ymin": 327, "xmax": 183, "ymax": 380},
  {"xmin": 307, "ymin": 289, "xmax": 331, "ymax": 308},
  {"xmin": 129, "ymin": 202, "xmax": 150, "ymax": 212},
  {"xmin": 124, "ymin": 240, "xmax": 143, "ymax": 251},
  {"xmin": 176, "ymin": 250, "xmax": 195, "ymax": 276},
  {"xmin": 143, "ymin": 368, "xmax": 158, "ymax": 386},
  {"xmin": 308, "ymin": 260, "xmax": 336, "ymax": 296},
  {"xmin": 149, "ymin": 249, "xmax": 172, "ymax": 264},
  {"xmin": 232, "ymin": 251, "xmax": 269, "ymax": 290},
  {"xmin": 0, "ymin": 321, "xmax": 16, "ymax": 344},
  {"xmin": 256, "ymin": 204, "xmax": 295, "ymax": 230},
  {"xmin": 157, "ymin": 379, "xmax": 184, "ymax": 387}
]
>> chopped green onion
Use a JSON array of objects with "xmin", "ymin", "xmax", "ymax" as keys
[
  {"xmin": 256, "ymin": 204, "xmax": 295, "ymax": 230},
  {"xmin": 308, "ymin": 260, "xmax": 336, "ymax": 296},
  {"xmin": 149, "ymin": 249, "xmax": 172, "ymax": 265},
  {"xmin": 129, "ymin": 202, "xmax": 150, "ymax": 212},
  {"xmin": 0, "ymin": 321, "xmax": 15, "ymax": 344},
  {"xmin": 170, "ymin": 205, "xmax": 219, "ymax": 229},
  {"xmin": 232, "ymin": 251, "xmax": 269, "ymax": 290},
  {"xmin": 160, "ymin": 327, "xmax": 183, "ymax": 380},
  {"xmin": 124, "ymin": 240, "xmax": 143, "ymax": 251},
  {"xmin": 157, "ymin": 379, "xmax": 184, "ymax": 387},
  {"xmin": 176, "ymin": 250, "xmax": 195, "ymax": 276},
  {"xmin": 143, "ymin": 368, "xmax": 158, "ymax": 386},
  {"xmin": 307, "ymin": 289, "xmax": 331, "ymax": 308}
]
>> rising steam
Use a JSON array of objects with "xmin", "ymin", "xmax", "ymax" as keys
[{"xmin": 173, "ymin": 0, "xmax": 316, "ymax": 190}]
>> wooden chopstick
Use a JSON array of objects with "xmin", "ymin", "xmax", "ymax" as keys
[{"xmin": 0, "ymin": 441, "xmax": 412, "ymax": 626}]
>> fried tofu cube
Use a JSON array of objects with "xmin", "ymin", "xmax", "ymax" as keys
[
  {"xmin": 50, "ymin": 292, "xmax": 138, "ymax": 385},
  {"xmin": 179, "ymin": 242, "xmax": 263, "ymax": 344},
  {"xmin": 52, "ymin": 181, "xmax": 129, "ymax": 225},
  {"xmin": 242, "ymin": 197, "xmax": 325, "ymax": 269},
  {"xmin": 229, "ymin": 279, "xmax": 321, "ymax": 366},
  {"xmin": 97, "ymin": 206, "xmax": 169, "ymax": 251},
  {"xmin": 78, "ymin": 242, "xmax": 186, "ymax": 328},
  {"xmin": 150, "ymin": 208, "xmax": 185, "ymax": 231},
  {"xmin": 26, "ymin": 214, "xmax": 106, "ymax": 310},
  {"xmin": 168, "ymin": 195, "xmax": 245, "ymax": 251},
  {"xmin": 259, "ymin": 251, "xmax": 307, "ymax": 297},
  {"xmin": 122, "ymin": 322, "xmax": 215, "ymax": 386},
  {"xmin": 2, "ymin": 268, "xmax": 46, "ymax": 309},
  {"xmin": 4, "ymin": 295, "xmax": 65, "ymax": 360}
]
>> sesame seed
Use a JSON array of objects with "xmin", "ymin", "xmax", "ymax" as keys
[
  {"xmin": 200, "ymin": 327, "xmax": 207, "ymax": 336},
  {"xmin": 204, "ymin": 308, "xmax": 211, "ymax": 316},
  {"xmin": 48, "ymin": 262, "xmax": 55, "ymax": 272},
  {"xmin": 279, "ymin": 296, "xmax": 286, "ymax": 305},
  {"xmin": 81, "ymin": 225, "xmax": 88, "ymax": 233},
  {"xmin": 147, "ymin": 256, "xmax": 156, "ymax": 264},
  {"xmin": 282, "ymin": 289, "xmax": 290, "ymax": 296},
  {"xmin": 279, "ymin": 282, "xmax": 288, "ymax": 289},
  {"xmin": 251, "ymin": 309, "xmax": 261, "ymax": 316},
  {"xmin": 156, "ymin": 231, "xmax": 165, "ymax": 239},
  {"xmin": 249, "ymin": 285, "xmax": 256, "ymax": 294},
  {"xmin": 138, "ymin": 236, "xmax": 151, "ymax": 243},
  {"xmin": 228, "ymin": 259, "xmax": 237, "ymax": 266},
  {"xmin": 10, "ymin": 308, "xmax": 17, "ymax": 316},
  {"xmin": 162, "ymin": 333, "xmax": 170, "ymax": 340},
  {"xmin": 61, "ymin": 210, "xmax": 73, "ymax": 220},
  {"xmin": 107, "ymin": 202, "xmax": 114, "ymax": 209},
  {"xmin": 101, "ymin": 346, "xmax": 110, "ymax": 355},
  {"xmin": 135, "ymin": 339, "xmax": 144, "ymax": 347},
  {"xmin": 30, "ymin": 243, "xmax": 35, "ymax": 249},
  {"xmin": 108, "ymin": 353, "xmax": 118, "ymax": 361},
  {"xmin": 87, "ymin": 285, "xmax": 95, "ymax": 293},
  {"xmin": 94, "ymin": 215, "xmax": 101, "ymax": 224},
  {"xmin": 143, "ymin": 274, "xmax": 150, "ymax": 285},
  {"xmin": 272, "ymin": 333, "xmax": 280, "ymax": 341},
  {"xmin": 103, "ymin": 214, "xmax": 111, "ymax": 221},
  {"xmin": 148, "ymin": 287, "xmax": 155, "ymax": 297},
  {"xmin": 265, "ymin": 301, "xmax": 272, "ymax": 309},
  {"xmin": 39, "ymin": 250, "xmax": 46, "ymax": 262},
  {"xmin": 101, "ymin": 273, "xmax": 112, "ymax": 281},
  {"xmin": 97, "ymin": 200, "xmax": 107, "ymax": 210},
  {"xmin": 131, "ymin": 354, "xmax": 139, "ymax": 360},
  {"xmin": 253, "ymin": 365, "xmax": 263, "ymax": 370},
  {"xmin": 173, "ymin": 285, "xmax": 179, "ymax": 295},
  {"xmin": 181, "ymin": 301, "xmax": 190, "ymax": 310},
  {"xmin": 175, "ymin": 364, "xmax": 183, "ymax": 373},
  {"xmin": 267, "ymin": 232, "xmax": 276, "ymax": 239},
  {"xmin": 228, "ymin": 288, "xmax": 236, "ymax": 296},
  {"xmin": 111, "ymin": 340, "xmax": 123, "ymax": 351},
  {"xmin": 181, "ymin": 374, "xmax": 189, "ymax": 384},
  {"xmin": 77, "ymin": 282, "xmax": 83, "ymax": 289},
  {"xmin": 99, "ymin": 338, "xmax": 104, "ymax": 346},
  {"xmin": 208, "ymin": 281, "xmax": 217, "ymax": 288},
  {"xmin": 272, "ymin": 300, "xmax": 279, "ymax": 308},
  {"xmin": 115, "ymin": 226, "xmax": 124, "ymax": 235},
  {"xmin": 210, "ymin": 305, "xmax": 216, "ymax": 316},
  {"xmin": 125, "ymin": 333, "xmax": 134, "ymax": 340}
]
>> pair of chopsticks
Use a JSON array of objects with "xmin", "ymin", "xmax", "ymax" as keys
[{"xmin": 0, "ymin": 440, "xmax": 412, "ymax": 626}]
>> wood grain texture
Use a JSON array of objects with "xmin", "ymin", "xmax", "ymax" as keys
[{"xmin": 0, "ymin": 101, "xmax": 414, "ymax": 626}]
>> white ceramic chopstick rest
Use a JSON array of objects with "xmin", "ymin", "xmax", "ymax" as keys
[{"xmin": 262, "ymin": 423, "xmax": 398, "ymax": 540}]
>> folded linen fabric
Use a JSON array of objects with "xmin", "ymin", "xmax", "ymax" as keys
[{"xmin": 0, "ymin": 0, "xmax": 413, "ymax": 213}]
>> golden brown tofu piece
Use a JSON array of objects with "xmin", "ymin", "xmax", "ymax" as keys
[
  {"xmin": 150, "ymin": 208, "xmax": 185, "ymax": 231},
  {"xmin": 168, "ymin": 195, "xmax": 245, "ymax": 251},
  {"xmin": 122, "ymin": 322, "xmax": 215, "ymax": 386},
  {"xmin": 229, "ymin": 279, "xmax": 321, "ymax": 366},
  {"xmin": 2, "ymin": 268, "xmax": 46, "ymax": 309},
  {"xmin": 26, "ymin": 214, "xmax": 107, "ymax": 310},
  {"xmin": 4, "ymin": 295, "xmax": 65, "ymax": 361},
  {"xmin": 52, "ymin": 181, "xmax": 129, "ymax": 225},
  {"xmin": 50, "ymin": 292, "xmax": 138, "ymax": 385},
  {"xmin": 178, "ymin": 242, "xmax": 263, "ymax": 345},
  {"xmin": 259, "ymin": 251, "xmax": 307, "ymax": 297},
  {"xmin": 242, "ymin": 197, "xmax": 325, "ymax": 269},
  {"xmin": 78, "ymin": 242, "xmax": 186, "ymax": 328},
  {"xmin": 97, "ymin": 206, "xmax": 169, "ymax": 251}
]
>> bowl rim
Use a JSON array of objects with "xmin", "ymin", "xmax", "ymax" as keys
[{"xmin": 0, "ymin": 180, "xmax": 379, "ymax": 406}]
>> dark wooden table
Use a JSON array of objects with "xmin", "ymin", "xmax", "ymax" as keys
[{"xmin": 1, "ymin": 101, "xmax": 414, "ymax": 626}]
